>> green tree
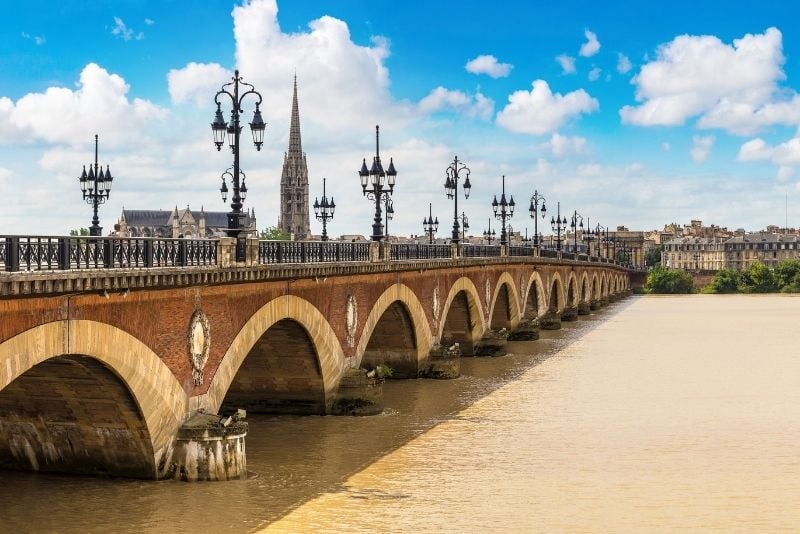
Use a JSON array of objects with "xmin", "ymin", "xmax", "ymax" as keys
[
  {"xmin": 739, "ymin": 260, "xmax": 777, "ymax": 293},
  {"xmin": 774, "ymin": 259, "xmax": 800, "ymax": 291},
  {"xmin": 645, "ymin": 245, "xmax": 663, "ymax": 267},
  {"xmin": 704, "ymin": 269, "xmax": 741, "ymax": 293},
  {"xmin": 259, "ymin": 226, "xmax": 290, "ymax": 240},
  {"xmin": 69, "ymin": 228, "xmax": 89, "ymax": 236},
  {"xmin": 645, "ymin": 266, "xmax": 694, "ymax": 294}
]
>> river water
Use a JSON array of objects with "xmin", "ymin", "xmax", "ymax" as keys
[{"xmin": 3, "ymin": 295, "xmax": 800, "ymax": 532}]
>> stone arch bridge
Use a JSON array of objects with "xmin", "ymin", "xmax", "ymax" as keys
[{"xmin": 0, "ymin": 237, "xmax": 640, "ymax": 480}]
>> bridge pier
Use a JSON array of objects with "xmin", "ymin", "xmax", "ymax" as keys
[
  {"xmin": 590, "ymin": 299, "xmax": 601, "ymax": 310},
  {"xmin": 561, "ymin": 306, "xmax": 579, "ymax": 322},
  {"xmin": 171, "ymin": 411, "xmax": 248, "ymax": 482},
  {"xmin": 418, "ymin": 343, "xmax": 461, "ymax": 379},
  {"xmin": 508, "ymin": 318, "xmax": 540, "ymax": 341},
  {"xmin": 539, "ymin": 311, "xmax": 562, "ymax": 330},
  {"xmin": 330, "ymin": 368, "xmax": 384, "ymax": 416},
  {"xmin": 577, "ymin": 301, "xmax": 591, "ymax": 315},
  {"xmin": 475, "ymin": 328, "xmax": 509, "ymax": 356}
]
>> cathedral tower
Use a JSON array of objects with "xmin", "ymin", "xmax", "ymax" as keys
[{"xmin": 279, "ymin": 76, "xmax": 311, "ymax": 240}]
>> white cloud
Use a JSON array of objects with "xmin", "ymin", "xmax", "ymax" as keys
[
  {"xmin": 690, "ymin": 135, "xmax": 715, "ymax": 163},
  {"xmin": 737, "ymin": 135, "xmax": 800, "ymax": 166},
  {"xmin": 661, "ymin": 142, "xmax": 671, "ymax": 151},
  {"xmin": 555, "ymin": 54, "xmax": 576, "ymax": 75},
  {"xmin": 588, "ymin": 67, "xmax": 602, "ymax": 82},
  {"xmin": 541, "ymin": 133, "xmax": 587, "ymax": 158},
  {"xmin": 0, "ymin": 63, "xmax": 166, "ymax": 146},
  {"xmin": 21, "ymin": 32, "xmax": 46, "ymax": 45},
  {"xmin": 144, "ymin": 18, "xmax": 155, "ymax": 25},
  {"xmin": 777, "ymin": 166, "xmax": 794, "ymax": 182},
  {"xmin": 616, "ymin": 53, "xmax": 632, "ymax": 74},
  {"xmin": 579, "ymin": 30, "xmax": 601, "ymax": 57},
  {"xmin": 465, "ymin": 54, "xmax": 513, "ymax": 78},
  {"xmin": 496, "ymin": 80, "xmax": 598, "ymax": 135},
  {"xmin": 111, "ymin": 17, "xmax": 143, "ymax": 41},
  {"xmin": 168, "ymin": 62, "xmax": 233, "ymax": 106},
  {"xmin": 620, "ymin": 27, "xmax": 800, "ymax": 135},
  {"xmin": 418, "ymin": 87, "xmax": 494, "ymax": 120}
]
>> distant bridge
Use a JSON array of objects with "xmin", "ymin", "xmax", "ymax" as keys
[{"xmin": 0, "ymin": 235, "xmax": 641, "ymax": 480}]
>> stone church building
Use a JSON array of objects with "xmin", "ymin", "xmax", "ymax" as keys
[
  {"xmin": 114, "ymin": 206, "xmax": 256, "ymax": 238},
  {"xmin": 279, "ymin": 77, "xmax": 311, "ymax": 240}
]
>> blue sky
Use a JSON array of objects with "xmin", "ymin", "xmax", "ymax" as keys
[{"xmin": 2, "ymin": 0, "xmax": 800, "ymax": 237}]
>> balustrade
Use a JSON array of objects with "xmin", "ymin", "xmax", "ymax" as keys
[{"xmin": 389, "ymin": 243, "xmax": 451, "ymax": 261}]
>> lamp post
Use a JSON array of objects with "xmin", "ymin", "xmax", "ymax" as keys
[
  {"xmin": 550, "ymin": 201, "xmax": 567, "ymax": 251},
  {"xmin": 313, "ymin": 177, "xmax": 335, "ymax": 241},
  {"xmin": 460, "ymin": 212, "xmax": 470, "ymax": 242},
  {"xmin": 528, "ymin": 189, "xmax": 546, "ymax": 249},
  {"xmin": 570, "ymin": 210, "xmax": 584, "ymax": 253},
  {"xmin": 422, "ymin": 203, "xmax": 439, "ymax": 244},
  {"xmin": 483, "ymin": 218, "xmax": 496, "ymax": 244},
  {"xmin": 444, "ymin": 156, "xmax": 472, "ymax": 244},
  {"xmin": 78, "ymin": 134, "xmax": 113, "ymax": 236},
  {"xmin": 211, "ymin": 70, "xmax": 265, "ymax": 243},
  {"xmin": 358, "ymin": 125, "xmax": 397, "ymax": 241},
  {"xmin": 491, "ymin": 175, "xmax": 515, "ymax": 246},
  {"xmin": 590, "ymin": 223, "xmax": 606, "ymax": 258},
  {"xmin": 384, "ymin": 197, "xmax": 394, "ymax": 239}
]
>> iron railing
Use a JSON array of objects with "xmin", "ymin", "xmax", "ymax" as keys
[
  {"xmin": 540, "ymin": 249, "xmax": 559, "ymax": 259},
  {"xmin": 389, "ymin": 243, "xmax": 451, "ymax": 261},
  {"xmin": 508, "ymin": 246, "xmax": 531, "ymax": 257},
  {"xmin": 1, "ymin": 236, "xmax": 218, "ymax": 272},
  {"xmin": 462, "ymin": 245, "xmax": 502, "ymax": 258},
  {"xmin": 258, "ymin": 240, "xmax": 370, "ymax": 264}
]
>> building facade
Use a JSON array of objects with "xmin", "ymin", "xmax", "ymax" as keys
[
  {"xmin": 664, "ymin": 233, "xmax": 800, "ymax": 271},
  {"xmin": 278, "ymin": 77, "xmax": 311, "ymax": 240},
  {"xmin": 115, "ymin": 206, "xmax": 256, "ymax": 238},
  {"xmin": 663, "ymin": 237, "xmax": 726, "ymax": 271}
]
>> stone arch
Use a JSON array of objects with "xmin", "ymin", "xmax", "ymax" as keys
[
  {"xmin": 523, "ymin": 271, "xmax": 547, "ymax": 319},
  {"xmin": 601, "ymin": 273, "xmax": 608, "ymax": 297},
  {"xmin": 355, "ymin": 284, "xmax": 433, "ymax": 378},
  {"xmin": 592, "ymin": 273, "xmax": 601, "ymax": 301},
  {"xmin": 566, "ymin": 272, "xmax": 579, "ymax": 307},
  {"xmin": 0, "ymin": 320, "xmax": 186, "ymax": 479},
  {"xmin": 488, "ymin": 272, "xmax": 521, "ymax": 330},
  {"xmin": 439, "ymin": 277, "xmax": 486, "ymax": 356},
  {"xmin": 548, "ymin": 272, "xmax": 566, "ymax": 313},
  {"xmin": 580, "ymin": 272, "xmax": 590, "ymax": 303},
  {"xmin": 203, "ymin": 295, "xmax": 345, "ymax": 414}
]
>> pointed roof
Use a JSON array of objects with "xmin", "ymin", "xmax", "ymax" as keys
[{"xmin": 288, "ymin": 75, "xmax": 302, "ymax": 156}]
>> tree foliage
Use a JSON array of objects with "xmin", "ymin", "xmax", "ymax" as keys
[
  {"xmin": 645, "ymin": 245, "xmax": 663, "ymax": 267},
  {"xmin": 259, "ymin": 226, "xmax": 290, "ymax": 240},
  {"xmin": 645, "ymin": 266, "xmax": 694, "ymax": 294},
  {"xmin": 69, "ymin": 228, "xmax": 89, "ymax": 236},
  {"xmin": 774, "ymin": 259, "xmax": 800, "ymax": 292},
  {"xmin": 738, "ymin": 261, "xmax": 777, "ymax": 293},
  {"xmin": 704, "ymin": 269, "xmax": 741, "ymax": 293}
]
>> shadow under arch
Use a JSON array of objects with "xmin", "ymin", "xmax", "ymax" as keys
[
  {"xmin": 438, "ymin": 277, "xmax": 486, "ymax": 356},
  {"xmin": 548, "ymin": 272, "xmax": 566, "ymax": 313},
  {"xmin": 355, "ymin": 283, "xmax": 433, "ymax": 378},
  {"xmin": 580, "ymin": 272, "xmax": 590, "ymax": 304},
  {"xmin": 0, "ymin": 320, "xmax": 187, "ymax": 479},
  {"xmin": 523, "ymin": 271, "xmax": 547, "ymax": 319},
  {"xmin": 203, "ymin": 295, "xmax": 345, "ymax": 415},
  {"xmin": 488, "ymin": 272, "xmax": 521, "ymax": 330},
  {"xmin": 566, "ymin": 271, "xmax": 580, "ymax": 307}
]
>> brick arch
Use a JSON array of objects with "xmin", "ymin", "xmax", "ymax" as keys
[
  {"xmin": 566, "ymin": 271, "xmax": 580, "ymax": 307},
  {"xmin": 203, "ymin": 295, "xmax": 345, "ymax": 414},
  {"xmin": 355, "ymin": 283, "xmax": 434, "ymax": 374},
  {"xmin": 523, "ymin": 271, "xmax": 547, "ymax": 319},
  {"xmin": 438, "ymin": 276, "xmax": 486, "ymax": 350},
  {"xmin": 488, "ymin": 272, "xmax": 521, "ymax": 330},
  {"xmin": 0, "ymin": 320, "xmax": 187, "ymax": 479},
  {"xmin": 548, "ymin": 272, "xmax": 566, "ymax": 313}
]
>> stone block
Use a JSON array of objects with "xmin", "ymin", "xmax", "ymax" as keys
[
  {"xmin": 419, "ymin": 343, "xmax": 461, "ymax": 379},
  {"xmin": 171, "ymin": 411, "xmax": 248, "ymax": 482},
  {"xmin": 539, "ymin": 311, "xmax": 562, "ymax": 330},
  {"xmin": 561, "ymin": 306, "xmax": 578, "ymax": 322},
  {"xmin": 475, "ymin": 328, "xmax": 509, "ymax": 357},
  {"xmin": 577, "ymin": 301, "xmax": 591, "ymax": 315},
  {"xmin": 331, "ymin": 368, "xmax": 384, "ymax": 416},
  {"xmin": 508, "ymin": 318, "xmax": 540, "ymax": 341}
]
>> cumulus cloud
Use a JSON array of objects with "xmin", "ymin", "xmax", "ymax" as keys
[
  {"xmin": 588, "ymin": 67, "xmax": 602, "ymax": 82},
  {"xmin": 465, "ymin": 54, "xmax": 513, "ymax": 78},
  {"xmin": 737, "ymin": 135, "xmax": 800, "ymax": 166},
  {"xmin": 168, "ymin": 62, "xmax": 233, "ymax": 106},
  {"xmin": 541, "ymin": 133, "xmax": 588, "ymax": 158},
  {"xmin": 21, "ymin": 32, "xmax": 46, "ymax": 45},
  {"xmin": 661, "ymin": 142, "xmax": 671, "ymax": 152},
  {"xmin": 579, "ymin": 30, "xmax": 601, "ymax": 57},
  {"xmin": 616, "ymin": 53, "xmax": 632, "ymax": 74},
  {"xmin": 690, "ymin": 135, "xmax": 714, "ymax": 163},
  {"xmin": 555, "ymin": 54, "xmax": 576, "ymax": 75},
  {"xmin": 620, "ymin": 27, "xmax": 800, "ymax": 135},
  {"xmin": 496, "ymin": 80, "xmax": 598, "ymax": 135},
  {"xmin": 0, "ymin": 63, "xmax": 166, "ymax": 146},
  {"xmin": 418, "ymin": 87, "xmax": 494, "ymax": 120}
]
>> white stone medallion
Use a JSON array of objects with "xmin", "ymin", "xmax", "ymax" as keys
[
  {"xmin": 485, "ymin": 278, "xmax": 491, "ymax": 313},
  {"xmin": 188, "ymin": 309, "xmax": 211, "ymax": 386},
  {"xmin": 346, "ymin": 294, "xmax": 358, "ymax": 348},
  {"xmin": 432, "ymin": 284, "xmax": 441, "ymax": 326}
]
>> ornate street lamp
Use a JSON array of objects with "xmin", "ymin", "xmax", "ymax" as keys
[
  {"xmin": 483, "ymin": 217, "xmax": 496, "ymax": 244},
  {"xmin": 78, "ymin": 134, "xmax": 114, "ymax": 237},
  {"xmin": 422, "ymin": 203, "xmax": 439, "ymax": 244},
  {"xmin": 570, "ymin": 210, "xmax": 584, "ymax": 253},
  {"xmin": 550, "ymin": 201, "xmax": 567, "ymax": 251},
  {"xmin": 444, "ymin": 156, "xmax": 472, "ymax": 244},
  {"xmin": 528, "ymin": 189, "xmax": 546, "ymax": 249},
  {"xmin": 491, "ymin": 175, "xmax": 515, "ymax": 246},
  {"xmin": 313, "ymin": 177, "xmax": 335, "ymax": 241},
  {"xmin": 211, "ymin": 70, "xmax": 265, "ymax": 243},
  {"xmin": 460, "ymin": 212, "xmax": 470, "ymax": 242},
  {"xmin": 384, "ymin": 197, "xmax": 394, "ymax": 238},
  {"xmin": 358, "ymin": 125, "xmax": 397, "ymax": 241}
]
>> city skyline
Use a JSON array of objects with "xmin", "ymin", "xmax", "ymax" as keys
[{"xmin": 2, "ymin": 0, "xmax": 800, "ymax": 237}]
